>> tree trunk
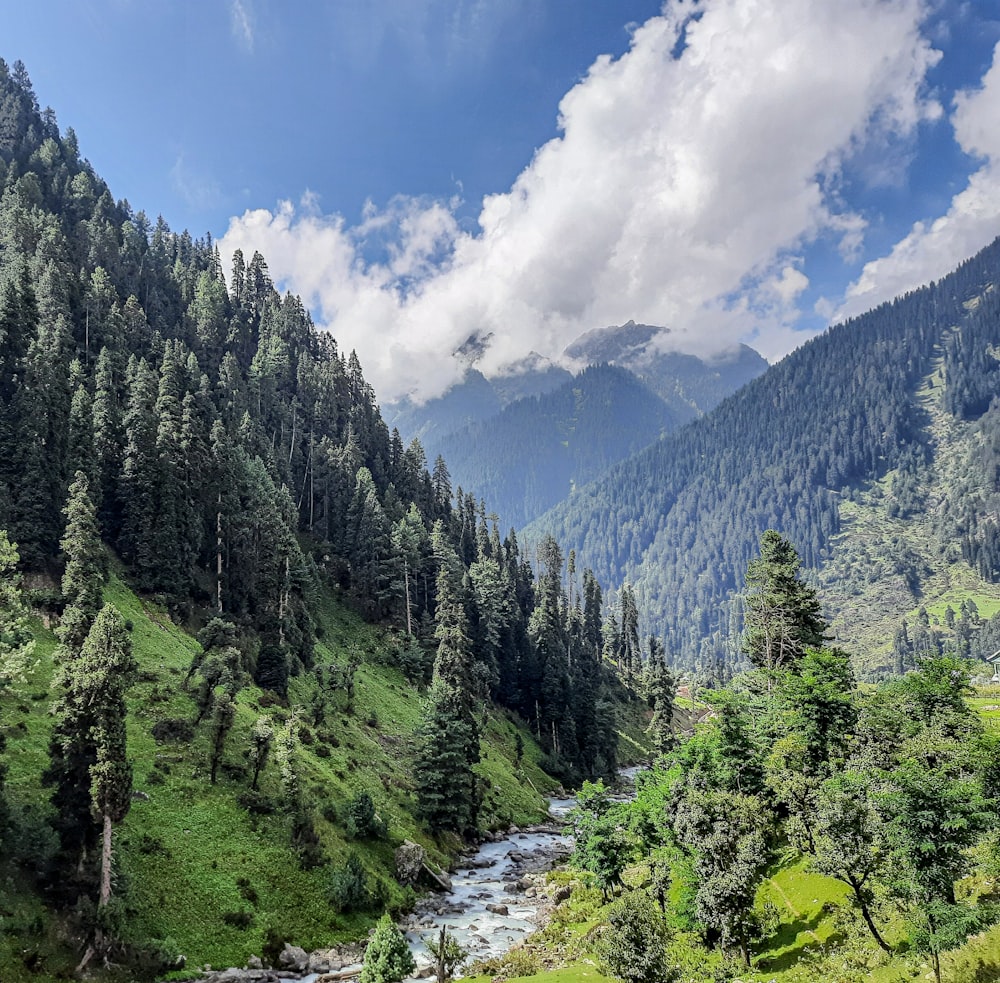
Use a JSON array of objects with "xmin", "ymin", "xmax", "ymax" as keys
[
  {"xmin": 404, "ymin": 561, "xmax": 412, "ymax": 637},
  {"xmin": 99, "ymin": 811, "xmax": 113, "ymax": 908},
  {"xmin": 848, "ymin": 876, "xmax": 891, "ymax": 953},
  {"xmin": 216, "ymin": 498, "xmax": 223, "ymax": 613}
]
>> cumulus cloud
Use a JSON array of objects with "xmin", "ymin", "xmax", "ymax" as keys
[
  {"xmin": 220, "ymin": 0, "xmax": 940, "ymax": 402},
  {"xmin": 837, "ymin": 40, "xmax": 1000, "ymax": 320}
]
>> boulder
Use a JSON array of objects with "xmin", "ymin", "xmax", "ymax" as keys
[
  {"xmin": 308, "ymin": 952, "xmax": 332, "ymax": 973},
  {"xmin": 278, "ymin": 943, "xmax": 309, "ymax": 972},
  {"xmin": 485, "ymin": 903, "xmax": 509, "ymax": 916},
  {"xmin": 395, "ymin": 840, "xmax": 425, "ymax": 886}
]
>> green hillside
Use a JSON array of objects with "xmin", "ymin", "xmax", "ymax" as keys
[
  {"xmin": 0, "ymin": 573, "xmax": 567, "ymax": 981},
  {"xmin": 818, "ymin": 344, "xmax": 1000, "ymax": 674}
]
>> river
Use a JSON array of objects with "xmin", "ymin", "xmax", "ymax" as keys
[{"xmin": 317, "ymin": 767, "xmax": 641, "ymax": 981}]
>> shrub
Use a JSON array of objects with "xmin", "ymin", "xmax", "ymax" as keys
[
  {"xmin": 596, "ymin": 890, "xmax": 679, "ymax": 983},
  {"xmin": 237, "ymin": 877, "xmax": 259, "ymax": 906},
  {"xmin": 151, "ymin": 718, "xmax": 194, "ymax": 743},
  {"xmin": 346, "ymin": 790, "xmax": 385, "ymax": 839},
  {"xmin": 221, "ymin": 910, "xmax": 254, "ymax": 929},
  {"xmin": 359, "ymin": 913, "xmax": 415, "ymax": 983},
  {"xmin": 329, "ymin": 853, "xmax": 370, "ymax": 913}
]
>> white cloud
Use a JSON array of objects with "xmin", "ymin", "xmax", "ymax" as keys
[
  {"xmin": 838, "ymin": 40, "xmax": 1000, "ymax": 321},
  {"xmin": 230, "ymin": 0, "xmax": 255, "ymax": 53},
  {"xmin": 220, "ymin": 0, "xmax": 940, "ymax": 403}
]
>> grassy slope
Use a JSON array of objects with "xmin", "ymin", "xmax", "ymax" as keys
[
  {"xmin": 818, "ymin": 347, "xmax": 1000, "ymax": 675},
  {"xmin": 0, "ymin": 575, "xmax": 564, "ymax": 980}
]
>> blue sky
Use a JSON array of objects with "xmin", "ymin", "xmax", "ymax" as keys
[{"xmin": 6, "ymin": 1, "xmax": 1000, "ymax": 402}]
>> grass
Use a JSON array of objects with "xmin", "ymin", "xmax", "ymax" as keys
[{"xmin": 0, "ymin": 574, "xmax": 561, "ymax": 980}]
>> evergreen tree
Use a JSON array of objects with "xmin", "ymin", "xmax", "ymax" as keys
[
  {"xmin": 57, "ymin": 471, "xmax": 104, "ymax": 651},
  {"xmin": 77, "ymin": 604, "xmax": 137, "ymax": 911},
  {"xmin": 414, "ymin": 538, "xmax": 480, "ymax": 834},
  {"xmin": 742, "ymin": 530, "xmax": 828, "ymax": 673},
  {"xmin": 359, "ymin": 913, "xmax": 415, "ymax": 983}
]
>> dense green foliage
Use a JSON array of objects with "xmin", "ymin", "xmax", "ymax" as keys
[
  {"xmin": 0, "ymin": 57, "xmax": 648, "ymax": 980},
  {"xmin": 0, "ymin": 58, "xmax": 634, "ymax": 779},
  {"xmin": 562, "ymin": 537, "xmax": 1000, "ymax": 982},
  {"xmin": 359, "ymin": 913, "xmax": 416, "ymax": 983}
]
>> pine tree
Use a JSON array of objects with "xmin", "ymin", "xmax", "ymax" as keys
[
  {"xmin": 45, "ymin": 473, "xmax": 106, "ymax": 860},
  {"xmin": 77, "ymin": 604, "xmax": 137, "ymax": 911},
  {"xmin": 57, "ymin": 471, "xmax": 104, "ymax": 654},
  {"xmin": 414, "ymin": 539, "xmax": 480, "ymax": 834},
  {"xmin": 359, "ymin": 913, "xmax": 415, "ymax": 983},
  {"xmin": 742, "ymin": 530, "xmax": 828, "ymax": 673}
]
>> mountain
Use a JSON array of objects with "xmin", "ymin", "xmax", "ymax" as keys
[
  {"xmin": 564, "ymin": 320, "xmax": 768, "ymax": 420},
  {"xmin": 435, "ymin": 363, "xmax": 684, "ymax": 529},
  {"xmin": 527, "ymin": 236, "xmax": 1000, "ymax": 676},
  {"xmin": 382, "ymin": 357, "xmax": 573, "ymax": 450},
  {"xmin": 388, "ymin": 324, "xmax": 767, "ymax": 530}
]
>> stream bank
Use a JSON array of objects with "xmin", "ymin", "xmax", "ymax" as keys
[{"xmin": 193, "ymin": 771, "xmax": 640, "ymax": 983}]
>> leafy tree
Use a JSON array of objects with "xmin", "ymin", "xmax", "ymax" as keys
[
  {"xmin": 573, "ymin": 808, "xmax": 631, "ymax": 901},
  {"xmin": 811, "ymin": 771, "xmax": 892, "ymax": 952},
  {"xmin": 674, "ymin": 786, "xmax": 772, "ymax": 965},
  {"xmin": 596, "ymin": 890, "xmax": 679, "ymax": 983},
  {"xmin": 360, "ymin": 913, "xmax": 415, "ymax": 983},
  {"xmin": 247, "ymin": 715, "xmax": 274, "ymax": 791},
  {"xmin": 424, "ymin": 925, "xmax": 466, "ymax": 983}
]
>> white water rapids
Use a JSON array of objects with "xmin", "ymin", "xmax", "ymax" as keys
[{"xmin": 297, "ymin": 769, "xmax": 640, "ymax": 982}]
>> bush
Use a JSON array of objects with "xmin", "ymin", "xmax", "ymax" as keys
[
  {"xmin": 360, "ymin": 913, "xmax": 414, "ymax": 983},
  {"xmin": 237, "ymin": 877, "xmax": 259, "ymax": 906},
  {"xmin": 346, "ymin": 791, "xmax": 385, "ymax": 839},
  {"xmin": 151, "ymin": 718, "xmax": 194, "ymax": 743},
  {"xmin": 221, "ymin": 910, "xmax": 254, "ymax": 929},
  {"xmin": 329, "ymin": 853, "xmax": 370, "ymax": 913},
  {"xmin": 596, "ymin": 890, "xmax": 679, "ymax": 983},
  {"xmin": 237, "ymin": 790, "xmax": 277, "ymax": 815}
]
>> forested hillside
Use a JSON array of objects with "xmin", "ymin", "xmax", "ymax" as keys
[
  {"xmin": 0, "ymin": 58, "xmax": 647, "ymax": 979},
  {"xmin": 429, "ymin": 364, "xmax": 683, "ymax": 529},
  {"xmin": 391, "ymin": 326, "xmax": 766, "ymax": 532},
  {"xmin": 529, "ymin": 236, "xmax": 1000, "ymax": 674}
]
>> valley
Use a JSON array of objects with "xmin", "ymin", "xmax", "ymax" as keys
[{"xmin": 0, "ymin": 28, "xmax": 1000, "ymax": 983}]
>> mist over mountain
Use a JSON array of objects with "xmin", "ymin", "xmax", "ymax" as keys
[{"xmin": 385, "ymin": 325, "xmax": 768, "ymax": 529}]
